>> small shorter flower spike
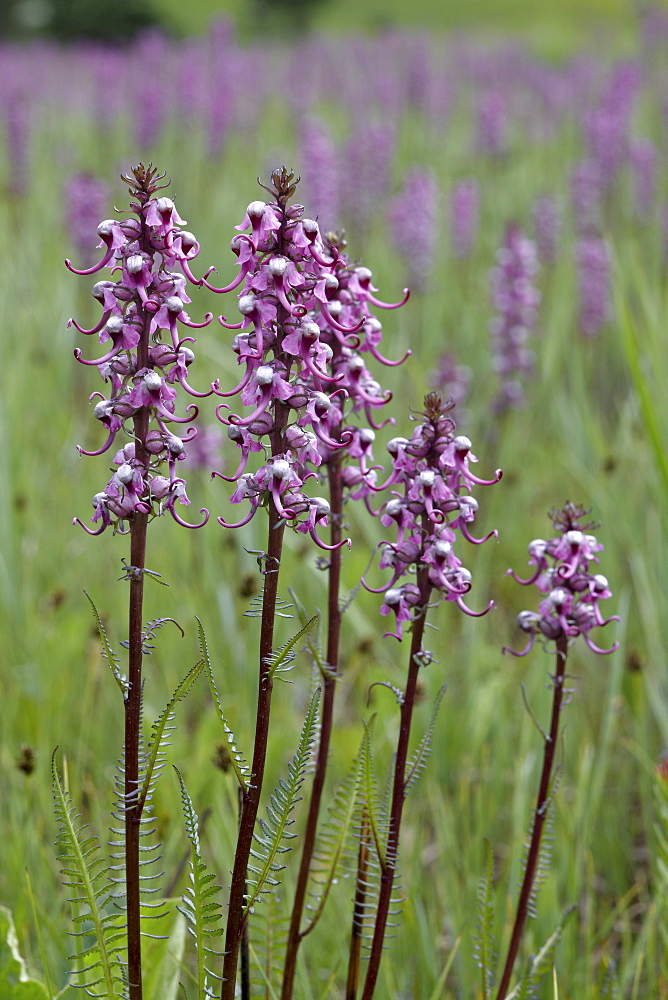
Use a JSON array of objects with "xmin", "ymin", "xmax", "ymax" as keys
[{"xmin": 505, "ymin": 502, "xmax": 619, "ymax": 655}]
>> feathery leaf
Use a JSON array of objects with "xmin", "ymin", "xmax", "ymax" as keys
[
  {"xmin": 197, "ymin": 617, "xmax": 250, "ymax": 791},
  {"xmin": 52, "ymin": 750, "xmax": 125, "ymax": 999},
  {"xmin": 174, "ymin": 767, "xmax": 224, "ymax": 999},
  {"xmin": 243, "ymin": 691, "xmax": 321, "ymax": 918}
]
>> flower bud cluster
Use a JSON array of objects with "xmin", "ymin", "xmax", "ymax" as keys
[
  {"xmin": 365, "ymin": 393, "xmax": 501, "ymax": 640},
  {"xmin": 212, "ymin": 168, "xmax": 410, "ymax": 550},
  {"xmin": 505, "ymin": 502, "xmax": 619, "ymax": 656},
  {"xmin": 70, "ymin": 164, "xmax": 215, "ymax": 535}
]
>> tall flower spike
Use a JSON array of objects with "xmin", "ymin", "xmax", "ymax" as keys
[
  {"xmin": 364, "ymin": 392, "xmax": 500, "ymax": 640},
  {"xmin": 209, "ymin": 168, "xmax": 409, "ymax": 553},
  {"xmin": 504, "ymin": 501, "xmax": 620, "ymax": 657},
  {"xmin": 71, "ymin": 163, "xmax": 215, "ymax": 534}
]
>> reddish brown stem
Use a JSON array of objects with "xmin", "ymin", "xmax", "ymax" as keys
[
  {"xmin": 125, "ymin": 313, "xmax": 151, "ymax": 1000},
  {"xmin": 360, "ymin": 566, "xmax": 432, "ymax": 1000},
  {"xmin": 281, "ymin": 453, "xmax": 343, "ymax": 999},
  {"xmin": 494, "ymin": 632, "xmax": 569, "ymax": 1000},
  {"xmin": 220, "ymin": 502, "xmax": 285, "ymax": 999}
]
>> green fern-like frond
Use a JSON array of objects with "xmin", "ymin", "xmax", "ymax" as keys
[
  {"xmin": 119, "ymin": 617, "xmax": 184, "ymax": 657},
  {"xmin": 359, "ymin": 720, "xmax": 387, "ymax": 868},
  {"xmin": 403, "ymin": 684, "xmax": 446, "ymax": 797},
  {"xmin": 52, "ymin": 751, "xmax": 125, "ymax": 998},
  {"xmin": 244, "ymin": 587, "xmax": 293, "ymax": 620},
  {"xmin": 474, "ymin": 839, "xmax": 497, "ymax": 1000},
  {"xmin": 287, "ymin": 587, "xmax": 332, "ymax": 684},
  {"xmin": 264, "ymin": 615, "xmax": 319, "ymax": 683},
  {"xmin": 196, "ymin": 617, "xmax": 250, "ymax": 791},
  {"xmin": 248, "ymin": 892, "xmax": 289, "ymax": 999},
  {"xmin": 508, "ymin": 905, "xmax": 577, "ymax": 1000},
  {"xmin": 83, "ymin": 591, "xmax": 128, "ymax": 698},
  {"xmin": 303, "ymin": 749, "xmax": 364, "ymax": 937},
  {"xmin": 244, "ymin": 691, "xmax": 321, "ymax": 918},
  {"xmin": 521, "ymin": 768, "xmax": 561, "ymax": 922},
  {"xmin": 137, "ymin": 659, "xmax": 205, "ymax": 814},
  {"xmin": 174, "ymin": 767, "xmax": 224, "ymax": 998}
]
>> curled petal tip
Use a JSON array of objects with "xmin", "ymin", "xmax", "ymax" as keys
[{"xmin": 170, "ymin": 506, "xmax": 209, "ymax": 529}]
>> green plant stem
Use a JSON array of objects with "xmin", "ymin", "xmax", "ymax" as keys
[
  {"xmin": 494, "ymin": 632, "xmax": 569, "ymax": 1000},
  {"xmin": 360, "ymin": 566, "xmax": 432, "ymax": 1000},
  {"xmin": 280, "ymin": 453, "xmax": 344, "ymax": 999}
]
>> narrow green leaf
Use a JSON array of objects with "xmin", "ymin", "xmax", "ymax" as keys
[{"xmin": 0, "ymin": 906, "xmax": 50, "ymax": 1000}]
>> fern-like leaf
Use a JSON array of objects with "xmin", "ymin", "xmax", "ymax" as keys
[
  {"xmin": 474, "ymin": 839, "xmax": 497, "ymax": 1000},
  {"xmin": 264, "ymin": 615, "xmax": 319, "ymax": 683},
  {"xmin": 119, "ymin": 617, "xmax": 184, "ymax": 657},
  {"xmin": 137, "ymin": 659, "xmax": 205, "ymax": 814},
  {"xmin": 52, "ymin": 751, "xmax": 125, "ymax": 998},
  {"xmin": 174, "ymin": 767, "xmax": 224, "ymax": 999},
  {"xmin": 83, "ymin": 592, "xmax": 128, "ymax": 699},
  {"xmin": 403, "ymin": 684, "xmax": 446, "ymax": 797},
  {"xmin": 196, "ymin": 617, "xmax": 250, "ymax": 791},
  {"xmin": 244, "ymin": 691, "xmax": 321, "ymax": 917},
  {"xmin": 359, "ymin": 720, "xmax": 386, "ymax": 868},
  {"xmin": 248, "ymin": 892, "xmax": 288, "ymax": 999},
  {"xmin": 508, "ymin": 905, "xmax": 577, "ymax": 1000},
  {"xmin": 303, "ymin": 750, "xmax": 364, "ymax": 937}
]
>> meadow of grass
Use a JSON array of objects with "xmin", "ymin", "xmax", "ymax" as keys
[{"xmin": 1, "ymin": 8, "xmax": 667, "ymax": 999}]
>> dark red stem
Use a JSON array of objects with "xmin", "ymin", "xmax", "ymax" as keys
[
  {"xmin": 360, "ymin": 565, "xmax": 433, "ymax": 1000},
  {"xmin": 281, "ymin": 451, "xmax": 344, "ymax": 999},
  {"xmin": 125, "ymin": 310, "xmax": 151, "ymax": 1000},
  {"xmin": 494, "ymin": 632, "xmax": 569, "ymax": 1000}
]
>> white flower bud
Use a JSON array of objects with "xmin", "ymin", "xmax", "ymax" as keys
[
  {"xmin": 256, "ymin": 366, "xmax": 274, "ymax": 386},
  {"xmin": 117, "ymin": 463, "xmax": 134, "ymax": 485},
  {"xmin": 143, "ymin": 371, "xmax": 163, "ymax": 392}
]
